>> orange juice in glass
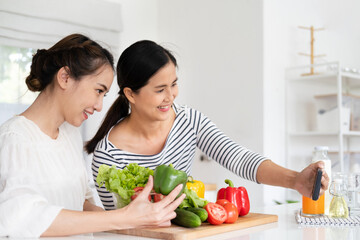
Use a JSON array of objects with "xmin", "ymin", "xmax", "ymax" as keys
[{"xmin": 302, "ymin": 194, "xmax": 325, "ymax": 216}]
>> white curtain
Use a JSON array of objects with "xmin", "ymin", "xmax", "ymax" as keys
[{"xmin": 0, "ymin": 0, "xmax": 122, "ymax": 53}]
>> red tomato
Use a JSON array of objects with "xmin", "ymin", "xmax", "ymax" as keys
[
  {"xmin": 205, "ymin": 203, "xmax": 227, "ymax": 225},
  {"xmin": 216, "ymin": 199, "xmax": 238, "ymax": 223},
  {"xmin": 216, "ymin": 199, "xmax": 230, "ymax": 206},
  {"xmin": 131, "ymin": 187, "xmax": 151, "ymax": 201},
  {"xmin": 153, "ymin": 193, "xmax": 165, "ymax": 202},
  {"xmin": 216, "ymin": 199, "xmax": 239, "ymax": 223},
  {"xmin": 222, "ymin": 202, "xmax": 238, "ymax": 223}
]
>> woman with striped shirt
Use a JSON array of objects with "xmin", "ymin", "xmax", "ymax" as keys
[{"xmin": 85, "ymin": 40, "xmax": 329, "ymax": 210}]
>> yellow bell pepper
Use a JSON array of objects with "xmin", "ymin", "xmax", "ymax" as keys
[{"xmin": 186, "ymin": 176, "xmax": 205, "ymax": 198}]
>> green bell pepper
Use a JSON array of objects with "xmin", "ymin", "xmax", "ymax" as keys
[{"xmin": 153, "ymin": 164, "xmax": 188, "ymax": 197}]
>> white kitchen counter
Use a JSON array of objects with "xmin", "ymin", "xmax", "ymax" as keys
[
  {"xmin": 90, "ymin": 203, "xmax": 358, "ymax": 240},
  {"xmin": 3, "ymin": 203, "xmax": 359, "ymax": 240}
]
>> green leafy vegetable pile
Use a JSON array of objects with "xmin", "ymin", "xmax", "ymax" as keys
[{"xmin": 96, "ymin": 163, "xmax": 153, "ymax": 208}]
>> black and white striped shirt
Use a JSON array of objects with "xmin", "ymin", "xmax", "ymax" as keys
[{"xmin": 92, "ymin": 104, "xmax": 267, "ymax": 210}]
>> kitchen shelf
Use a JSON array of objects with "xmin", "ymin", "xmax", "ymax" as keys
[
  {"xmin": 288, "ymin": 72, "xmax": 360, "ymax": 83},
  {"xmin": 329, "ymin": 151, "xmax": 360, "ymax": 154},
  {"xmin": 289, "ymin": 131, "xmax": 360, "ymax": 137},
  {"xmin": 342, "ymin": 72, "xmax": 360, "ymax": 81},
  {"xmin": 288, "ymin": 131, "xmax": 338, "ymax": 136},
  {"xmin": 287, "ymin": 72, "xmax": 338, "ymax": 82},
  {"xmin": 343, "ymin": 131, "xmax": 360, "ymax": 136}
]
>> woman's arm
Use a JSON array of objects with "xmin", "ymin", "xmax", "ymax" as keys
[
  {"xmin": 42, "ymin": 176, "xmax": 185, "ymax": 237},
  {"xmin": 41, "ymin": 208, "xmax": 116, "ymax": 236},
  {"xmin": 83, "ymin": 200, "xmax": 104, "ymax": 212},
  {"xmin": 256, "ymin": 160, "xmax": 329, "ymax": 198}
]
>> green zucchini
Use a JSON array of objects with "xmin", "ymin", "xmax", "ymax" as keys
[
  {"xmin": 172, "ymin": 208, "xmax": 202, "ymax": 228},
  {"xmin": 186, "ymin": 207, "xmax": 208, "ymax": 222}
]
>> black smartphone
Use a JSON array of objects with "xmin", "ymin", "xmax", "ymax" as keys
[{"xmin": 312, "ymin": 168, "xmax": 323, "ymax": 201}]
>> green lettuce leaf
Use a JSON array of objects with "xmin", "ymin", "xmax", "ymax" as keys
[{"xmin": 96, "ymin": 164, "xmax": 153, "ymax": 208}]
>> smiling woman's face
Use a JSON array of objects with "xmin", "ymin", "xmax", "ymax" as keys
[
  {"xmin": 129, "ymin": 62, "xmax": 178, "ymax": 122},
  {"xmin": 63, "ymin": 64, "xmax": 114, "ymax": 127}
]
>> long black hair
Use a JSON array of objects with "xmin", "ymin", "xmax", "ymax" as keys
[{"xmin": 85, "ymin": 40, "xmax": 177, "ymax": 153}]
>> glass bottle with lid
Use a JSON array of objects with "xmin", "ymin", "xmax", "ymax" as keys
[
  {"xmin": 312, "ymin": 146, "xmax": 332, "ymax": 215},
  {"xmin": 302, "ymin": 146, "xmax": 331, "ymax": 216},
  {"xmin": 329, "ymin": 178, "xmax": 349, "ymax": 218}
]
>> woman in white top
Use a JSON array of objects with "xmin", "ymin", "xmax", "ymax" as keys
[
  {"xmin": 85, "ymin": 40, "xmax": 329, "ymax": 209},
  {"xmin": 0, "ymin": 34, "xmax": 185, "ymax": 238}
]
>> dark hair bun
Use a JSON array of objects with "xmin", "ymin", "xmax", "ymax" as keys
[
  {"xmin": 25, "ymin": 49, "xmax": 48, "ymax": 92},
  {"xmin": 25, "ymin": 74, "xmax": 42, "ymax": 92}
]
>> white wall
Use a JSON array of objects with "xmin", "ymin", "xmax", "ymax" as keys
[{"xmin": 157, "ymin": 0, "xmax": 265, "ymax": 208}]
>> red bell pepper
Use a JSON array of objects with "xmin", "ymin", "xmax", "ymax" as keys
[{"xmin": 217, "ymin": 179, "xmax": 250, "ymax": 216}]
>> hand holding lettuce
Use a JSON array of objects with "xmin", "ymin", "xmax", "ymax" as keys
[{"xmin": 96, "ymin": 163, "xmax": 153, "ymax": 208}]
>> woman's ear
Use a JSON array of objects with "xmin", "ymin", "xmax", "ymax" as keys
[
  {"xmin": 56, "ymin": 67, "xmax": 71, "ymax": 90},
  {"xmin": 124, "ymin": 87, "xmax": 135, "ymax": 104}
]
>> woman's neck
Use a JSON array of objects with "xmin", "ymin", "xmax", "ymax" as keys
[
  {"xmin": 125, "ymin": 109, "xmax": 176, "ymax": 140},
  {"xmin": 21, "ymin": 91, "xmax": 64, "ymax": 139}
]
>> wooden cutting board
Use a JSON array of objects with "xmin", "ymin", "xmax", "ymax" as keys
[{"xmin": 112, "ymin": 212, "xmax": 278, "ymax": 240}]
